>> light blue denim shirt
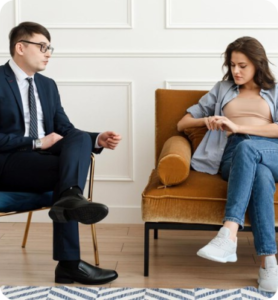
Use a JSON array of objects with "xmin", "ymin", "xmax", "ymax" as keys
[{"xmin": 187, "ymin": 80, "xmax": 278, "ymax": 174}]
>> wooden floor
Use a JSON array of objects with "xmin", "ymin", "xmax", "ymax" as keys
[{"xmin": 0, "ymin": 222, "xmax": 270, "ymax": 289}]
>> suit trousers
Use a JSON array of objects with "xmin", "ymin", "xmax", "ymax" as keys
[{"xmin": 0, "ymin": 128, "xmax": 94, "ymax": 261}]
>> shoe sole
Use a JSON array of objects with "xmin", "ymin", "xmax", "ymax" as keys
[
  {"xmin": 55, "ymin": 273, "xmax": 118, "ymax": 285},
  {"xmin": 49, "ymin": 203, "xmax": 108, "ymax": 224},
  {"xmin": 258, "ymin": 281, "xmax": 278, "ymax": 293},
  {"xmin": 197, "ymin": 251, "xmax": 237, "ymax": 263},
  {"xmin": 258, "ymin": 286, "xmax": 277, "ymax": 293}
]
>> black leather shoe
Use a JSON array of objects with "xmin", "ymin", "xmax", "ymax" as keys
[
  {"xmin": 55, "ymin": 260, "xmax": 118, "ymax": 285},
  {"xmin": 49, "ymin": 194, "xmax": 108, "ymax": 224}
]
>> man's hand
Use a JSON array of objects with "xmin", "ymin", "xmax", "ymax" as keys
[
  {"xmin": 40, "ymin": 133, "xmax": 63, "ymax": 149},
  {"xmin": 98, "ymin": 131, "xmax": 122, "ymax": 150}
]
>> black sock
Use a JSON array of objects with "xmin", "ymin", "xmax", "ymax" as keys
[
  {"xmin": 59, "ymin": 260, "xmax": 80, "ymax": 269},
  {"xmin": 61, "ymin": 186, "xmax": 82, "ymax": 198}
]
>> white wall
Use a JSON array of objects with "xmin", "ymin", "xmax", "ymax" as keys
[{"xmin": 0, "ymin": 0, "xmax": 278, "ymax": 223}]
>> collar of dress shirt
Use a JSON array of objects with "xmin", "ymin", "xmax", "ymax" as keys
[
  {"xmin": 230, "ymin": 80, "xmax": 271, "ymax": 97},
  {"xmin": 9, "ymin": 58, "xmax": 34, "ymax": 83}
]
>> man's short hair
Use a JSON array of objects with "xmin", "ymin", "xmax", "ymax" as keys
[{"xmin": 9, "ymin": 22, "xmax": 51, "ymax": 57}]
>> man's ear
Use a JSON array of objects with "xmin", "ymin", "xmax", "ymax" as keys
[{"xmin": 14, "ymin": 42, "xmax": 24, "ymax": 56}]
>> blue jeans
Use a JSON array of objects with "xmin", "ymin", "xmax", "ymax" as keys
[{"xmin": 220, "ymin": 134, "xmax": 278, "ymax": 256}]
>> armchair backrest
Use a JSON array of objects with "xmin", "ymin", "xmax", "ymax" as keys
[{"xmin": 155, "ymin": 89, "xmax": 207, "ymax": 166}]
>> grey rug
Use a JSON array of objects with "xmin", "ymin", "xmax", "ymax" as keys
[{"xmin": 0, "ymin": 286, "xmax": 276, "ymax": 300}]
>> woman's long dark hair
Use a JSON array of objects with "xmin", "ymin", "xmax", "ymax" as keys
[{"xmin": 222, "ymin": 36, "xmax": 276, "ymax": 90}]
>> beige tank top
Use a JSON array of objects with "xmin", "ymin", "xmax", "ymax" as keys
[{"xmin": 223, "ymin": 97, "xmax": 272, "ymax": 133}]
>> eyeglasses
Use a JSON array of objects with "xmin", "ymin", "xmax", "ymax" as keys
[{"xmin": 17, "ymin": 40, "xmax": 54, "ymax": 54}]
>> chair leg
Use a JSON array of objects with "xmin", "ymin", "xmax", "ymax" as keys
[
  {"xmin": 144, "ymin": 223, "xmax": 150, "ymax": 276},
  {"xmin": 91, "ymin": 224, "xmax": 99, "ymax": 265},
  {"xmin": 88, "ymin": 154, "xmax": 100, "ymax": 265},
  {"xmin": 154, "ymin": 228, "xmax": 158, "ymax": 239},
  {"xmin": 22, "ymin": 212, "xmax": 33, "ymax": 248}
]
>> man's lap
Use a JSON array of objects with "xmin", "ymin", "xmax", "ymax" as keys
[
  {"xmin": 0, "ymin": 191, "xmax": 53, "ymax": 212},
  {"xmin": 0, "ymin": 151, "xmax": 59, "ymax": 193}
]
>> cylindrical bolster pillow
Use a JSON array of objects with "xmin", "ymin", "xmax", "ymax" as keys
[{"xmin": 157, "ymin": 136, "xmax": 191, "ymax": 186}]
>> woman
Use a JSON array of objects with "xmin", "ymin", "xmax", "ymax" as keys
[{"xmin": 177, "ymin": 37, "xmax": 278, "ymax": 293}]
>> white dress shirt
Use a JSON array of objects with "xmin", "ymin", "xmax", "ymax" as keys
[
  {"xmin": 9, "ymin": 59, "xmax": 101, "ymax": 148},
  {"xmin": 9, "ymin": 58, "xmax": 45, "ymax": 138}
]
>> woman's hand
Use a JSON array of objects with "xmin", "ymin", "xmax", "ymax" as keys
[{"xmin": 205, "ymin": 116, "xmax": 239, "ymax": 133}]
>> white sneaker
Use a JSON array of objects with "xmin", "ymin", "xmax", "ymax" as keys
[
  {"xmin": 197, "ymin": 227, "xmax": 237, "ymax": 263},
  {"xmin": 258, "ymin": 256, "xmax": 278, "ymax": 293}
]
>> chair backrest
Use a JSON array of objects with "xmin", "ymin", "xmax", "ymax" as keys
[{"xmin": 155, "ymin": 89, "xmax": 207, "ymax": 166}]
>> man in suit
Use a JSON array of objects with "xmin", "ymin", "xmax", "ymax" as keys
[{"xmin": 0, "ymin": 21, "xmax": 121, "ymax": 284}]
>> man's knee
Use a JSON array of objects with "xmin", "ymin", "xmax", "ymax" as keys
[{"xmin": 65, "ymin": 129, "xmax": 92, "ymax": 149}]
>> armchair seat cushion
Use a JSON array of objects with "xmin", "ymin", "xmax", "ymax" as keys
[
  {"xmin": 142, "ymin": 169, "xmax": 278, "ymax": 226},
  {"xmin": 0, "ymin": 191, "xmax": 53, "ymax": 212}
]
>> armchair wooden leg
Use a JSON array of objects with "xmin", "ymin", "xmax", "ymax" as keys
[
  {"xmin": 91, "ymin": 224, "xmax": 99, "ymax": 265},
  {"xmin": 22, "ymin": 212, "xmax": 33, "ymax": 248}
]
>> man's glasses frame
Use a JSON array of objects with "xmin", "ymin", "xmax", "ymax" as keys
[{"xmin": 17, "ymin": 40, "xmax": 54, "ymax": 54}]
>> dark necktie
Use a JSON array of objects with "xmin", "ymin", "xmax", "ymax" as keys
[{"xmin": 26, "ymin": 78, "xmax": 38, "ymax": 138}]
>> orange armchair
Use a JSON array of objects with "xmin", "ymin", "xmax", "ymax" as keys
[{"xmin": 142, "ymin": 89, "xmax": 278, "ymax": 276}]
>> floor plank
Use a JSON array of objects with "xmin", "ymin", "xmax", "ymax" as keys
[{"xmin": 0, "ymin": 222, "xmax": 272, "ymax": 289}]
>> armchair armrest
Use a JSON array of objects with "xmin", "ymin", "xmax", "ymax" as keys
[{"xmin": 157, "ymin": 136, "xmax": 191, "ymax": 186}]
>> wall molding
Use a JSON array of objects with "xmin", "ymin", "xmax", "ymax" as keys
[
  {"xmin": 165, "ymin": 80, "xmax": 217, "ymax": 89},
  {"xmin": 166, "ymin": 0, "xmax": 278, "ymax": 29},
  {"xmin": 15, "ymin": 0, "xmax": 133, "ymax": 29},
  {"xmin": 42, "ymin": 52, "xmax": 226, "ymax": 58},
  {"xmin": 1, "ymin": 52, "xmax": 278, "ymax": 58},
  {"xmin": 56, "ymin": 80, "xmax": 134, "ymax": 182}
]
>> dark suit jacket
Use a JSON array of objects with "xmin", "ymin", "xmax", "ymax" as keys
[{"xmin": 0, "ymin": 61, "xmax": 99, "ymax": 176}]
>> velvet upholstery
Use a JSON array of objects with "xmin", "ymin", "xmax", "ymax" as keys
[
  {"xmin": 183, "ymin": 126, "xmax": 208, "ymax": 153},
  {"xmin": 142, "ymin": 89, "xmax": 278, "ymax": 227},
  {"xmin": 157, "ymin": 136, "xmax": 191, "ymax": 186},
  {"xmin": 154, "ymin": 89, "xmax": 208, "ymax": 166}
]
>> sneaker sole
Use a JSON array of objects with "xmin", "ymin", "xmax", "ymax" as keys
[
  {"xmin": 197, "ymin": 251, "xmax": 237, "ymax": 263},
  {"xmin": 49, "ymin": 203, "xmax": 108, "ymax": 224},
  {"xmin": 258, "ymin": 281, "xmax": 278, "ymax": 293},
  {"xmin": 258, "ymin": 285, "xmax": 277, "ymax": 293}
]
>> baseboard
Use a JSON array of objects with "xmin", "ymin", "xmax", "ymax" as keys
[{"xmin": 0, "ymin": 206, "xmax": 143, "ymax": 224}]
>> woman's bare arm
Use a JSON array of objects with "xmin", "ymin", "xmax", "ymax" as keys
[{"xmin": 177, "ymin": 113, "xmax": 207, "ymax": 132}]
